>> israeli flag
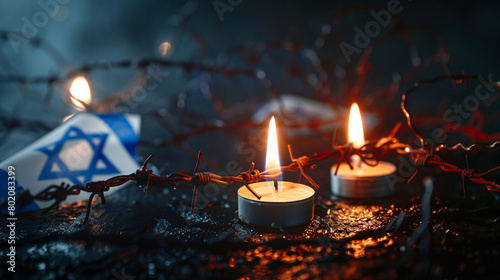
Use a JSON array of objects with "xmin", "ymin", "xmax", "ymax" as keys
[{"xmin": 0, "ymin": 113, "xmax": 140, "ymax": 213}]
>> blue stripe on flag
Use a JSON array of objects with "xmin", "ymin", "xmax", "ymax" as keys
[{"xmin": 97, "ymin": 114, "xmax": 139, "ymax": 159}]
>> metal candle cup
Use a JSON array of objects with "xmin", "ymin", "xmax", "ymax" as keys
[
  {"xmin": 238, "ymin": 181, "xmax": 315, "ymax": 227},
  {"xmin": 330, "ymin": 161, "xmax": 396, "ymax": 198},
  {"xmin": 239, "ymin": 116, "xmax": 315, "ymax": 227}
]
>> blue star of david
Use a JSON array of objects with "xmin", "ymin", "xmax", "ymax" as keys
[{"xmin": 37, "ymin": 126, "xmax": 119, "ymax": 185}]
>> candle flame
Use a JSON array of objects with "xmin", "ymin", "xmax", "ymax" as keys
[
  {"xmin": 265, "ymin": 116, "xmax": 282, "ymax": 192},
  {"xmin": 159, "ymin": 41, "xmax": 172, "ymax": 56},
  {"xmin": 348, "ymin": 103, "xmax": 365, "ymax": 149},
  {"xmin": 70, "ymin": 76, "xmax": 91, "ymax": 111}
]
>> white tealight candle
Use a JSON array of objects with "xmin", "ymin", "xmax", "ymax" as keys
[
  {"xmin": 238, "ymin": 116, "xmax": 315, "ymax": 227},
  {"xmin": 330, "ymin": 103, "xmax": 396, "ymax": 198},
  {"xmin": 330, "ymin": 161, "xmax": 396, "ymax": 198},
  {"xmin": 238, "ymin": 181, "xmax": 315, "ymax": 227}
]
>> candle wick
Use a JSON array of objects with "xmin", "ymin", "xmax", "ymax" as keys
[
  {"xmin": 273, "ymin": 180, "xmax": 278, "ymax": 192},
  {"xmin": 352, "ymin": 154, "xmax": 362, "ymax": 169},
  {"xmin": 357, "ymin": 157, "xmax": 362, "ymax": 169}
]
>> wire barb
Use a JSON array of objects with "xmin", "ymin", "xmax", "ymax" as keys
[
  {"xmin": 241, "ymin": 162, "xmax": 262, "ymax": 200},
  {"xmin": 191, "ymin": 150, "xmax": 203, "ymax": 213},
  {"xmin": 135, "ymin": 155, "xmax": 155, "ymax": 193},
  {"xmin": 83, "ymin": 181, "xmax": 110, "ymax": 224},
  {"xmin": 288, "ymin": 144, "xmax": 319, "ymax": 189}
]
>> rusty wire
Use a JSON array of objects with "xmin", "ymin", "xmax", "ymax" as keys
[
  {"xmin": 401, "ymin": 74, "xmax": 500, "ymax": 193},
  {"xmin": 0, "ymin": 122, "xmax": 414, "ymax": 223},
  {"xmin": 4, "ymin": 107, "xmax": 500, "ymax": 223}
]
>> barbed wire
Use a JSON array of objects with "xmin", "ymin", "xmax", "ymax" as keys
[{"xmin": 5, "ymin": 111, "xmax": 500, "ymax": 224}]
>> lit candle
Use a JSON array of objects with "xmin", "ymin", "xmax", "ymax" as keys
[
  {"xmin": 330, "ymin": 103, "xmax": 396, "ymax": 198},
  {"xmin": 238, "ymin": 117, "xmax": 315, "ymax": 227}
]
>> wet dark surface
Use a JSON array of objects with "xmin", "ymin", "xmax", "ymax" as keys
[
  {"xmin": 1, "ymin": 0, "xmax": 500, "ymax": 278},
  {"xmin": 2, "ymin": 173, "xmax": 500, "ymax": 280}
]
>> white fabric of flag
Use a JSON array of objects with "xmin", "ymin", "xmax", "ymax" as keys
[{"xmin": 0, "ymin": 113, "xmax": 140, "ymax": 213}]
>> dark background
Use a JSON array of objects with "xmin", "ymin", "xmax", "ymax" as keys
[
  {"xmin": 2, "ymin": 0, "xmax": 500, "ymax": 279},
  {"xmin": 1, "ymin": 0, "xmax": 499, "ymax": 167}
]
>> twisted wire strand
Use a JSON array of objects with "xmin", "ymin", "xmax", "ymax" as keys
[{"xmin": 7, "ymin": 118, "xmax": 500, "ymax": 223}]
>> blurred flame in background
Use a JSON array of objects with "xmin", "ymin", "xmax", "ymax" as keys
[
  {"xmin": 70, "ymin": 76, "xmax": 91, "ymax": 111},
  {"xmin": 159, "ymin": 41, "xmax": 172, "ymax": 56}
]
